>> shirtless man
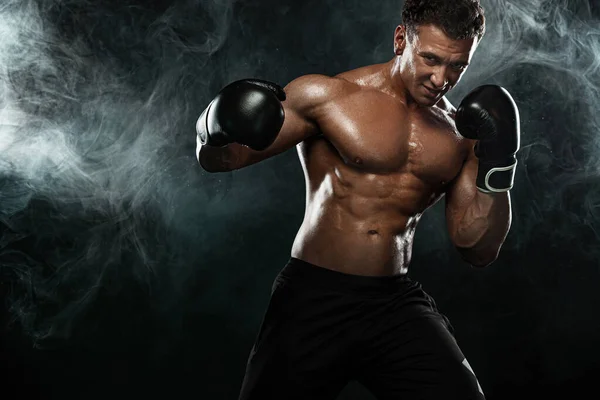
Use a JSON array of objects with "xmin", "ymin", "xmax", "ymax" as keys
[{"xmin": 196, "ymin": 0, "xmax": 519, "ymax": 399}]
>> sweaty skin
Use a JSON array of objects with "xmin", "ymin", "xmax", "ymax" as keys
[
  {"xmin": 197, "ymin": 24, "xmax": 505, "ymax": 276},
  {"xmin": 291, "ymin": 75, "xmax": 468, "ymax": 276}
]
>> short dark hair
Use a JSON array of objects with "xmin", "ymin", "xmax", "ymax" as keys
[{"xmin": 401, "ymin": 0, "xmax": 486, "ymax": 42}]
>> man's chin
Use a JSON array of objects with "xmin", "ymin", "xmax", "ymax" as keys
[{"xmin": 417, "ymin": 96, "xmax": 440, "ymax": 107}]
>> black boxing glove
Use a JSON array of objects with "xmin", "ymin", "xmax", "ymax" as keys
[
  {"xmin": 196, "ymin": 79, "xmax": 286, "ymax": 151},
  {"xmin": 455, "ymin": 85, "xmax": 521, "ymax": 193}
]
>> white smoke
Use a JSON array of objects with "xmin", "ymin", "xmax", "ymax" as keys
[
  {"xmin": 1, "ymin": 0, "xmax": 599, "ymax": 347},
  {"xmin": 0, "ymin": 0, "xmax": 236, "ymax": 344},
  {"xmin": 441, "ymin": 0, "xmax": 600, "ymax": 252}
]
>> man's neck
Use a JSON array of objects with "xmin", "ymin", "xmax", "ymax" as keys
[{"xmin": 385, "ymin": 58, "xmax": 419, "ymax": 109}]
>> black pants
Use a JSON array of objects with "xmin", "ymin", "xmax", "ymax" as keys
[{"xmin": 239, "ymin": 258, "xmax": 485, "ymax": 400}]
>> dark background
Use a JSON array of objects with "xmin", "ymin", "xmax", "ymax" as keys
[{"xmin": 1, "ymin": 0, "xmax": 599, "ymax": 398}]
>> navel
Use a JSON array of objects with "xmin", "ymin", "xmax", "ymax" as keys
[
  {"xmin": 354, "ymin": 156, "xmax": 363, "ymax": 165},
  {"xmin": 368, "ymin": 230, "xmax": 379, "ymax": 235}
]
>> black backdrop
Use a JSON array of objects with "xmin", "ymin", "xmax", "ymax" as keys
[{"xmin": 1, "ymin": 0, "xmax": 600, "ymax": 398}]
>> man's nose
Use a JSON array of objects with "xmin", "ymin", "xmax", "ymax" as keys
[{"xmin": 430, "ymin": 67, "xmax": 449, "ymax": 89}]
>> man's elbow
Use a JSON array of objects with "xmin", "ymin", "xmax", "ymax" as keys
[
  {"xmin": 467, "ymin": 256, "xmax": 497, "ymax": 268},
  {"xmin": 456, "ymin": 247, "xmax": 499, "ymax": 268},
  {"xmin": 197, "ymin": 156, "xmax": 231, "ymax": 173}
]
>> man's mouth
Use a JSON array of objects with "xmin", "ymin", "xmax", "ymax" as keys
[{"xmin": 423, "ymin": 85, "xmax": 442, "ymax": 96}]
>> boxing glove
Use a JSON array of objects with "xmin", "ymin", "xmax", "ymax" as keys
[
  {"xmin": 455, "ymin": 85, "xmax": 520, "ymax": 193},
  {"xmin": 196, "ymin": 79, "xmax": 286, "ymax": 151}
]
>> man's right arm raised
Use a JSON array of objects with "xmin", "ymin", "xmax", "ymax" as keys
[{"xmin": 196, "ymin": 75, "xmax": 343, "ymax": 173}]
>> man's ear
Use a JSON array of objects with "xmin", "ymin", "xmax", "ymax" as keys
[{"xmin": 393, "ymin": 24, "xmax": 408, "ymax": 55}]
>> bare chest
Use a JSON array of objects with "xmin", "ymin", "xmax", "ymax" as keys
[{"xmin": 318, "ymin": 92, "xmax": 468, "ymax": 186}]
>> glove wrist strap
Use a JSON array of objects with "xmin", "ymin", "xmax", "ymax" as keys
[{"xmin": 476, "ymin": 159, "xmax": 517, "ymax": 193}]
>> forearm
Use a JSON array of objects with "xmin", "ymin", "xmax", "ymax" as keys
[{"xmin": 454, "ymin": 190, "xmax": 512, "ymax": 267}]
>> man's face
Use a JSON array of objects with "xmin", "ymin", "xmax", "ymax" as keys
[{"xmin": 394, "ymin": 24, "xmax": 478, "ymax": 106}]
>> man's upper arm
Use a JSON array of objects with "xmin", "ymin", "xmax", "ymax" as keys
[
  {"xmin": 230, "ymin": 74, "xmax": 345, "ymax": 169},
  {"xmin": 444, "ymin": 141, "xmax": 479, "ymax": 247}
]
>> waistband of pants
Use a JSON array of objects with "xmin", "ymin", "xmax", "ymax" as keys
[{"xmin": 279, "ymin": 257, "xmax": 413, "ymax": 295}]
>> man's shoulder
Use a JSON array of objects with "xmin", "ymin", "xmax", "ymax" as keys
[
  {"xmin": 284, "ymin": 73, "xmax": 358, "ymax": 106},
  {"xmin": 286, "ymin": 62, "xmax": 388, "ymax": 97},
  {"xmin": 439, "ymin": 96, "xmax": 457, "ymax": 116},
  {"xmin": 287, "ymin": 73, "xmax": 353, "ymax": 90},
  {"xmin": 335, "ymin": 63, "xmax": 389, "ymax": 90}
]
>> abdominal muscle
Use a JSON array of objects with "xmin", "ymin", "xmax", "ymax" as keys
[
  {"xmin": 291, "ymin": 206, "xmax": 419, "ymax": 276},
  {"xmin": 290, "ymin": 143, "xmax": 435, "ymax": 277}
]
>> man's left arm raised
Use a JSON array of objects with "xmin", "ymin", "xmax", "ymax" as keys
[
  {"xmin": 445, "ymin": 85, "xmax": 520, "ymax": 268},
  {"xmin": 445, "ymin": 144, "xmax": 512, "ymax": 268}
]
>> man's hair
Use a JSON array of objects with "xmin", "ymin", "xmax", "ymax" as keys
[{"xmin": 401, "ymin": 0, "xmax": 486, "ymax": 42}]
